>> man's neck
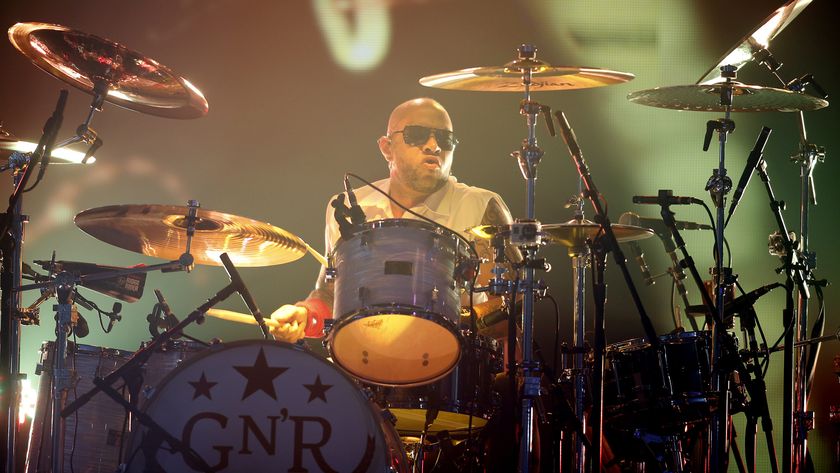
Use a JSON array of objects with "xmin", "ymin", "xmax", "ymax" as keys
[{"xmin": 388, "ymin": 178, "xmax": 436, "ymax": 218}]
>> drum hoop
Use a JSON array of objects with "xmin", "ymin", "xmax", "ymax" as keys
[
  {"xmin": 333, "ymin": 218, "xmax": 477, "ymax": 260},
  {"xmin": 326, "ymin": 307, "xmax": 465, "ymax": 387},
  {"xmin": 41, "ymin": 340, "xmax": 134, "ymax": 358}
]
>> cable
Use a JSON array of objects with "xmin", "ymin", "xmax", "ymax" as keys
[
  {"xmin": 543, "ymin": 294, "xmax": 561, "ymax": 376},
  {"xmin": 346, "ymin": 173, "xmax": 478, "ymax": 251}
]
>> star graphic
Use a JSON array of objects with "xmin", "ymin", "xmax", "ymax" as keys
[
  {"xmin": 303, "ymin": 375, "xmax": 333, "ymax": 403},
  {"xmin": 233, "ymin": 348, "xmax": 288, "ymax": 400},
  {"xmin": 188, "ymin": 372, "xmax": 218, "ymax": 400}
]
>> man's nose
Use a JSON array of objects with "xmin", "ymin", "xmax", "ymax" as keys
[{"xmin": 422, "ymin": 134, "xmax": 441, "ymax": 154}]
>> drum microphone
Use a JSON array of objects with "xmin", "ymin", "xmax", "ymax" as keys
[
  {"xmin": 619, "ymin": 212, "xmax": 711, "ymax": 236},
  {"xmin": 219, "ymin": 252, "xmax": 270, "ymax": 339},
  {"xmin": 685, "ymin": 282, "xmax": 782, "ymax": 317},
  {"xmin": 344, "ymin": 175, "xmax": 366, "ymax": 225},
  {"xmin": 633, "ymin": 191, "xmax": 703, "ymax": 206},
  {"xmin": 727, "ymin": 126, "xmax": 772, "ymax": 225}
]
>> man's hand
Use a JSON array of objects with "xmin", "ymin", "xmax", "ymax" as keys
[{"xmin": 269, "ymin": 304, "xmax": 308, "ymax": 342}]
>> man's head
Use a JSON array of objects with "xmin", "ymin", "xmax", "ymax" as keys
[{"xmin": 378, "ymin": 98, "xmax": 456, "ymax": 195}]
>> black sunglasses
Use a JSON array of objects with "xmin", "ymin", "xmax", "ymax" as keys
[{"xmin": 390, "ymin": 125, "xmax": 458, "ymax": 151}]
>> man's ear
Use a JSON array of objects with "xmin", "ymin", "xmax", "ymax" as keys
[{"xmin": 377, "ymin": 135, "xmax": 393, "ymax": 165}]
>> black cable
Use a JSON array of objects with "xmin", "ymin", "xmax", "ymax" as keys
[{"xmin": 346, "ymin": 173, "xmax": 478, "ymax": 251}]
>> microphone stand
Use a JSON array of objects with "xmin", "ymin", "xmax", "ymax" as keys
[
  {"xmin": 658, "ymin": 202, "xmax": 780, "ymax": 473},
  {"xmin": 755, "ymin": 146, "xmax": 811, "ymax": 472},
  {"xmin": 0, "ymin": 89, "xmax": 67, "ymax": 473},
  {"xmin": 755, "ymin": 48, "xmax": 827, "ymax": 473},
  {"xmin": 555, "ymin": 110, "xmax": 659, "ymax": 473}
]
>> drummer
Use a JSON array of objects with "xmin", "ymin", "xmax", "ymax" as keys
[{"xmin": 269, "ymin": 97, "xmax": 517, "ymax": 342}]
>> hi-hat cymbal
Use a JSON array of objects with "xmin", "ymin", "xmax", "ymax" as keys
[
  {"xmin": 75, "ymin": 205, "xmax": 306, "ymax": 267},
  {"xmin": 627, "ymin": 81, "xmax": 827, "ymax": 112},
  {"xmin": 8, "ymin": 22, "xmax": 208, "ymax": 119},
  {"xmin": 698, "ymin": 0, "xmax": 813, "ymax": 84},
  {"xmin": 468, "ymin": 219, "xmax": 654, "ymax": 249},
  {"xmin": 420, "ymin": 58, "xmax": 634, "ymax": 91}
]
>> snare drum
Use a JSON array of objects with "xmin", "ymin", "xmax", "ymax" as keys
[
  {"xmin": 26, "ymin": 342, "xmax": 133, "ymax": 473},
  {"xmin": 604, "ymin": 331, "xmax": 712, "ymax": 429},
  {"xmin": 124, "ymin": 340, "xmax": 409, "ymax": 472},
  {"xmin": 369, "ymin": 333, "xmax": 503, "ymax": 436},
  {"xmin": 327, "ymin": 219, "xmax": 477, "ymax": 386}
]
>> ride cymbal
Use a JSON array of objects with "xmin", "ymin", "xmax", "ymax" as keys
[
  {"xmin": 420, "ymin": 58, "xmax": 634, "ymax": 92},
  {"xmin": 75, "ymin": 204, "xmax": 306, "ymax": 267},
  {"xmin": 627, "ymin": 82, "xmax": 827, "ymax": 112},
  {"xmin": 8, "ymin": 22, "xmax": 208, "ymax": 119}
]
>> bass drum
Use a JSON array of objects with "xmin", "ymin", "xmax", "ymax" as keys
[{"xmin": 124, "ymin": 340, "xmax": 409, "ymax": 473}]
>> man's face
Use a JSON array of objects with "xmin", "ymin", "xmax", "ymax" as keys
[{"xmin": 385, "ymin": 104, "xmax": 455, "ymax": 194}]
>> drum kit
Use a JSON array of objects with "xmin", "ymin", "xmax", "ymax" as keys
[{"xmin": 0, "ymin": 0, "xmax": 836, "ymax": 472}]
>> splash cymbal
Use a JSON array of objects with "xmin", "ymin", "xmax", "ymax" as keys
[
  {"xmin": 627, "ymin": 82, "xmax": 827, "ymax": 112},
  {"xmin": 75, "ymin": 204, "xmax": 306, "ymax": 267},
  {"xmin": 420, "ymin": 59, "xmax": 634, "ymax": 92},
  {"xmin": 8, "ymin": 22, "xmax": 208, "ymax": 119}
]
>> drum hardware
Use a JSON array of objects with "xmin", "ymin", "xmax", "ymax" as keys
[
  {"xmin": 147, "ymin": 289, "xmax": 181, "ymax": 339},
  {"xmin": 0, "ymin": 89, "xmax": 68, "ymax": 473},
  {"xmin": 58, "ymin": 252, "xmax": 260, "ymax": 473},
  {"xmin": 735, "ymin": 32, "xmax": 829, "ymax": 473},
  {"xmin": 421, "ymin": 44, "xmax": 639, "ymax": 472}
]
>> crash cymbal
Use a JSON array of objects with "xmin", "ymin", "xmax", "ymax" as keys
[
  {"xmin": 468, "ymin": 219, "xmax": 654, "ymax": 249},
  {"xmin": 420, "ymin": 58, "xmax": 634, "ymax": 91},
  {"xmin": 8, "ymin": 22, "xmax": 208, "ymax": 119},
  {"xmin": 627, "ymin": 82, "xmax": 827, "ymax": 112},
  {"xmin": 698, "ymin": 0, "xmax": 813, "ymax": 84},
  {"xmin": 75, "ymin": 204, "xmax": 306, "ymax": 267}
]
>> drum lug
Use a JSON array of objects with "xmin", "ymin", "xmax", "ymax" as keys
[
  {"xmin": 358, "ymin": 286, "xmax": 370, "ymax": 305},
  {"xmin": 425, "ymin": 286, "xmax": 439, "ymax": 311},
  {"xmin": 360, "ymin": 232, "xmax": 371, "ymax": 247}
]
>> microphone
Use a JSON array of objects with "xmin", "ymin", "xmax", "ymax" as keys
[
  {"xmin": 219, "ymin": 252, "xmax": 270, "ymax": 339},
  {"xmin": 618, "ymin": 212, "xmax": 712, "ymax": 236},
  {"xmin": 555, "ymin": 111, "xmax": 583, "ymax": 161},
  {"xmin": 686, "ymin": 282, "xmax": 782, "ymax": 317},
  {"xmin": 34, "ymin": 259, "xmax": 146, "ymax": 302},
  {"xmin": 727, "ymin": 126, "xmax": 772, "ymax": 224},
  {"xmin": 344, "ymin": 175, "xmax": 366, "ymax": 225},
  {"xmin": 72, "ymin": 307, "xmax": 90, "ymax": 338},
  {"xmin": 633, "ymin": 190, "xmax": 704, "ymax": 206}
]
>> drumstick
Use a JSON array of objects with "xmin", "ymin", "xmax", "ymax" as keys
[
  {"xmin": 304, "ymin": 243, "xmax": 328, "ymax": 267},
  {"xmin": 205, "ymin": 308, "xmax": 282, "ymax": 327}
]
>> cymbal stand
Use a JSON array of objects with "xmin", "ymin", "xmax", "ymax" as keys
[
  {"xmin": 700, "ymin": 64, "xmax": 740, "ymax": 472},
  {"xmin": 567, "ymin": 180, "xmax": 589, "ymax": 473},
  {"xmin": 506, "ymin": 44, "xmax": 549, "ymax": 473},
  {"xmin": 754, "ymin": 48, "xmax": 828, "ymax": 473},
  {"xmin": 0, "ymin": 90, "xmax": 67, "ymax": 473}
]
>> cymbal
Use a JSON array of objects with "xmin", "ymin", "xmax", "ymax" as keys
[
  {"xmin": 698, "ymin": 0, "xmax": 813, "ymax": 84},
  {"xmin": 627, "ymin": 82, "xmax": 827, "ymax": 112},
  {"xmin": 75, "ymin": 204, "xmax": 306, "ymax": 267},
  {"xmin": 468, "ymin": 219, "xmax": 654, "ymax": 249},
  {"xmin": 8, "ymin": 22, "xmax": 208, "ymax": 119},
  {"xmin": 420, "ymin": 58, "xmax": 634, "ymax": 91},
  {"xmin": 0, "ymin": 124, "xmax": 96, "ymax": 164}
]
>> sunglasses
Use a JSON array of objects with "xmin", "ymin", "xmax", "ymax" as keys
[{"xmin": 390, "ymin": 125, "xmax": 458, "ymax": 151}]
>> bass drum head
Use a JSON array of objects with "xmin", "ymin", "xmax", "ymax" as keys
[{"xmin": 124, "ymin": 340, "xmax": 408, "ymax": 473}]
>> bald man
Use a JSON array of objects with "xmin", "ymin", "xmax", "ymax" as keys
[{"xmin": 269, "ymin": 98, "xmax": 515, "ymax": 341}]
